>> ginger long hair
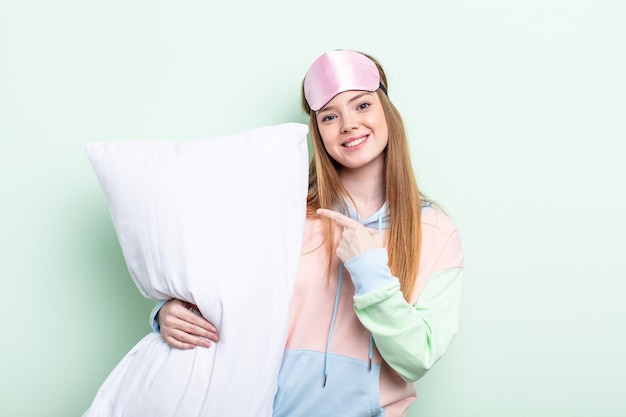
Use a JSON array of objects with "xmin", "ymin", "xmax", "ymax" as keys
[{"xmin": 302, "ymin": 52, "xmax": 423, "ymax": 302}]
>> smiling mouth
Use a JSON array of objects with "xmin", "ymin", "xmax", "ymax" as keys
[{"xmin": 343, "ymin": 135, "xmax": 368, "ymax": 147}]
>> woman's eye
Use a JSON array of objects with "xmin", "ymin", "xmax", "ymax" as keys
[
  {"xmin": 322, "ymin": 114, "xmax": 336, "ymax": 122},
  {"xmin": 358, "ymin": 102, "xmax": 370, "ymax": 110}
]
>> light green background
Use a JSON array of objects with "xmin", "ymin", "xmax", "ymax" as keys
[{"xmin": 1, "ymin": 1, "xmax": 625, "ymax": 416}]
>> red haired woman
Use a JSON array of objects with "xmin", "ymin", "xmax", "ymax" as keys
[{"xmin": 155, "ymin": 50, "xmax": 464, "ymax": 416}]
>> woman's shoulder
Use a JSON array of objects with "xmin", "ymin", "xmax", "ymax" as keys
[
  {"xmin": 420, "ymin": 201, "xmax": 459, "ymax": 238},
  {"xmin": 419, "ymin": 202, "xmax": 464, "ymax": 270}
]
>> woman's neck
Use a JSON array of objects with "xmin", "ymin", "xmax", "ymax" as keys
[{"xmin": 340, "ymin": 166, "xmax": 385, "ymax": 219}]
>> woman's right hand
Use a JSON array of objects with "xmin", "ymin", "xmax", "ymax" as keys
[{"xmin": 157, "ymin": 299, "xmax": 220, "ymax": 350}]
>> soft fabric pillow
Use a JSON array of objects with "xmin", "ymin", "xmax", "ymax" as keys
[{"xmin": 83, "ymin": 123, "xmax": 309, "ymax": 417}]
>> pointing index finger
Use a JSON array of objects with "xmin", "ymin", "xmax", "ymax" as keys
[{"xmin": 316, "ymin": 208, "xmax": 361, "ymax": 229}]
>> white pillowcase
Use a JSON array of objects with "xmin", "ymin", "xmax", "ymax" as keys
[{"xmin": 83, "ymin": 123, "xmax": 309, "ymax": 417}]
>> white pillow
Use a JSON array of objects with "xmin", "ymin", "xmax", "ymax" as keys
[{"xmin": 83, "ymin": 123, "xmax": 309, "ymax": 417}]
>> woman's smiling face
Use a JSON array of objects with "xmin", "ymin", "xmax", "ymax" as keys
[{"xmin": 316, "ymin": 90, "xmax": 389, "ymax": 174}]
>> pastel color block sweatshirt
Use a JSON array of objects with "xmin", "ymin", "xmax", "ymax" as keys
[{"xmin": 272, "ymin": 203, "xmax": 464, "ymax": 417}]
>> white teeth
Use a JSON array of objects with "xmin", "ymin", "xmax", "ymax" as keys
[{"xmin": 344, "ymin": 136, "xmax": 367, "ymax": 147}]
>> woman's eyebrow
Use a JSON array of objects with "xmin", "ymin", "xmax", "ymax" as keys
[{"xmin": 347, "ymin": 92, "xmax": 373, "ymax": 103}]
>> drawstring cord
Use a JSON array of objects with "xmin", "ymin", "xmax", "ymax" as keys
[
  {"xmin": 369, "ymin": 334, "xmax": 374, "ymax": 371},
  {"xmin": 323, "ymin": 262, "xmax": 344, "ymax": 387},
  {"xmin": 368, "ymin": 212, "xmax": 383, "ymax": 372}
]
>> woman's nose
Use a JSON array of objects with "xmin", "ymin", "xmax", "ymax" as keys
[{"xmin": 340, "ymin": 114, "xmax": 359, "ymax": 133}]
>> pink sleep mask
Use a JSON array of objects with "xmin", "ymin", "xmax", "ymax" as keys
[{"xmin": 304, "ymin": 50, "xmax": 382, "ymax": 111}]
